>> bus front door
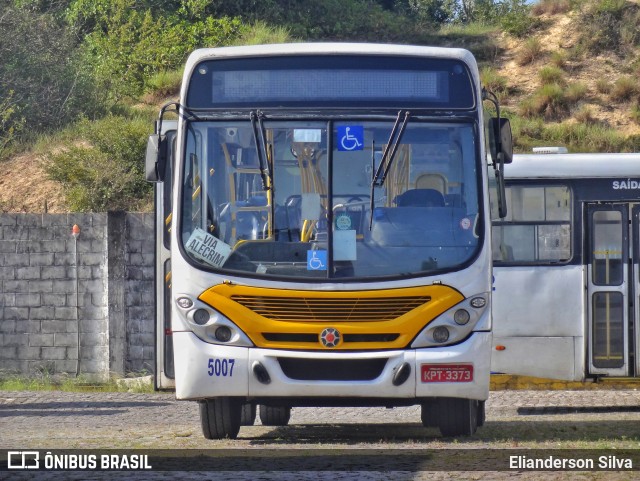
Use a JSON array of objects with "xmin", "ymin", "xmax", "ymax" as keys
[
  {"xmin": 154, "ymin": 124, "xmax": 176, "ymax": 390},
  {"xmin": 586, "ymin": 203, "xmax": 636, "ymax": 377}
]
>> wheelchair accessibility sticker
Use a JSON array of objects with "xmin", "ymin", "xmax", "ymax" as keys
[
  {"xmin": 307, "ymin": 250, "xmax": 327, "ymax": 270},
  {"xmin": 337, "ymin": 125, "xmax": 363, "ymax": 151}
]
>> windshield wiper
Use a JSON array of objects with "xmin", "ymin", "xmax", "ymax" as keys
[
  {"xmin": 250, "ymin": 110, "xmax": 272, "ymax": 191},
  {"xmin": 369, "ymin": 110, "xmax": 411, "ymax": 229},
  {"xmin": 372, "ymin": 110, "xmax": 411, "ymax": 187}
]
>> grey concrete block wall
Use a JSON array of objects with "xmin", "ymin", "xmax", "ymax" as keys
[
  {"xmin": 0, "ymin": 212, "xmax": 155, "ymax": 379},
  {"xmin": 124, "ymin": 213, "xmax": 155, "ymax": 374}
]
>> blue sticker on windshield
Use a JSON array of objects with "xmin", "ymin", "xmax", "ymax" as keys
[
  {"xmin": 337, "ymin": 126, "xmax": 364, "ymax": 151},
  {"xmin": 307, "ymin": 250, "xmax": 327, "ymax": 270}
]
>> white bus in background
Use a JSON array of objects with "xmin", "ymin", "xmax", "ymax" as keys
[
  {"xmin": 492, "ymin": 152, "xmax": 640, "ymax": 381},
  {"xmin": 146, "ymin": 43, "xmax": 512, "ymax": 439}
]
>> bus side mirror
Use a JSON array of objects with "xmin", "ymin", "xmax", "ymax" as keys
[
  {"xmin": 488, "ymin": 118, "xmax": 513, "ymax": 165},
  {"xmin": 146, "ymin": 133, "xmax": 167, "ymax": 182}
]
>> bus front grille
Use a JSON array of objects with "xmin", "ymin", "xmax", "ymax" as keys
[
  {"xmin": 262, "ymin": 333, "xmax": 400, "ymax": 343},
  {"xmin": 230, "ymin": 295, "xmax": 430, "ymax": 322},
  {"xmin": 277, "ymin": 357, "xmax": 388, "ymax": 381}
]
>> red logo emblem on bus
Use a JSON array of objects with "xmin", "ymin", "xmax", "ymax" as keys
[{"xmin": 320, "ymin": 328, "xmax": 341, "ymax": 348}]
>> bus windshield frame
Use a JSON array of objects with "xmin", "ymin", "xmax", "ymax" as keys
[{"xmin": 178, "ymin": 115, "xmax": 484, "ymax": 282}]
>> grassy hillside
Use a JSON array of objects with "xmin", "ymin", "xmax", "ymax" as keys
[
  {"xmin": 1, "ymin": 0, "xmax": 639, "ymax": 213},
  {"xmin": 490, "ymin": 0, "xmax": 640, "ymax": 152}
]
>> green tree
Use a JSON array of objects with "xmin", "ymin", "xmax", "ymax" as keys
[
  {"xmin": 407, "ymin": 0, "xmax": 459, "ymax": 24},
  {"xmin": 45, "ymin": 115, "xmax": 153, "ymax": 211},
  {"xmin": 0, "ymin": 91, "xmax": 25, "ymax": 158},
  {"xmin": 77, "ymin": 0, "xmax": 242, "ymax": 102},
  {"xmin": 0, "ymin": 0, "xmax": 103, "ymax": 151},
  {"xmin": 201, "ymin": 0, "xmax": 417, "ymax": 41}
]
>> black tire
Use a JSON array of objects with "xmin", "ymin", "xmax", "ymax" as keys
[
  {"xmin": 420, "ymin": 399, "xmax": 439, "ymax": 427},
  {"xmin": 259, "ymin": 405, "xmax": 291, "ymax": 426},
  {"xmin": 199, "ymin": 398, "xmax": 242, "ymax": 439},
  {"xmin": 477, "ymin": 400, "xmax": 486, "ymax": 427},
  {"xmin": 437, "ymin": 398, "xmax": 478, "ymax": 437},
  {"xmin": 240, "ymin": 403, "xmax": 257, "ymax": 426}
]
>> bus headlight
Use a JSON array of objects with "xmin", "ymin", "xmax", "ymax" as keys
[
  {"xmin": 175, "ymin": 296, "xmax": 254, "ymax": 347},
  {"xmin": 215, "ymin": 326, "xmax": 232, "ymax": 343},
  {"xmin": 470, "ymin": 297, "xmax": 486, "ymax": 308},
  {"xmin": 176, "ymin": 296, "xmax": 193, "ymax": 309},
  {"xmin": 411, "ymin": 293, "xmax": 489, "ymax": 348},
  {"xmin": 193, "ymin": 309, "xmax": 210, "ymax": 325},
  {"xmin": 453, "ymin": 309, "xmax": 470, "ymax": 325},
  {"xmin": 432, "ymin": 326, "xmax": 450, "ymax": 343}
]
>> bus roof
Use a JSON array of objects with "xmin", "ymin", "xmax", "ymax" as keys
[
  {"xmin": 185, "ymin": 43, "xmax": 477, "ymax": 68},
  {"xmin": 505, "ymin": 153, "xmax": 640, "ymax": 179}
]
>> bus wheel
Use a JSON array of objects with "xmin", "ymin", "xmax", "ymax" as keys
[
  {"xmin": 437, "ymin": 398, "xmax": 478, "ymax": 437},
  {"xmin": 199, "ymin": 398, "xmax": 242, "ymax": 439},
  {"xmin": 420, "ymin": 399, "xmax": 438, "ymax": 427},
  {"xmin": 477, "ymin": 400, "xmax": 486, "ymax": 427},
  {"xmin": 240, "ymin": 403, "xmax": 257, "ymax": 426},
  {"xmin": 259, "ymin": 405, "xmax": 291, "ymax": 426}
]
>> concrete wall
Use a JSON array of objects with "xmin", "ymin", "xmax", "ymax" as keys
[
  {"xmin": 0, "ymin": 213, "xmax": 155, "ymax": 379},
  {"xmin": 124, "ymin": 213, "xmax": 155, "ymax": 373}
]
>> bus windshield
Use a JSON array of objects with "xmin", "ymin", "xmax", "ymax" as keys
[{"xmin": 180, "ymin": 119, "xmax": 481, "ymax": 280}]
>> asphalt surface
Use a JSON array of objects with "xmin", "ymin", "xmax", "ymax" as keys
[{"xmin": 2, "ymin": 388, "xmax": 640, "ymax": 480}]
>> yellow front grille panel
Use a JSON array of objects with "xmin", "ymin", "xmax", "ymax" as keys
[
  {"xmin": 229, "ymin": 295, "xmax": 429, "ymax": 322},
  {"xmin": 199, "ymin": 284, "xmax": 464, "ymax": 350}
]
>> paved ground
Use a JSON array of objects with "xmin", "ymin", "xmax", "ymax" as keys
[{"xmin": 2, "ymin": 389, "xmax": 640, "ymax": 480}]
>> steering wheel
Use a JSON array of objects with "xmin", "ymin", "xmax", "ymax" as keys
[{"xmin": 345, "ymin": 197, "xmax": 366, "ymax": 212}]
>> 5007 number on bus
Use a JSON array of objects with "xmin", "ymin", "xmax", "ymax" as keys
[
  {"xmin": 207, "ymin": 358, "xmax": 235, "ymax": 377},
  {"xmin": 421, "ymin": 364, "xmax": 473, "ymax": 382}
]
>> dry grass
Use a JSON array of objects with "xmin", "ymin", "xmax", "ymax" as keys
[
  {"xmin": 141, "ymin": 70, "xmax": 182, "ymax": 105},
  {"xmin": 595, "ymin": 78, "xmax": 612, "ymax": 95},
  {"xmin": 532, "ymin": 0, "xmax": 573, "ymax": 16},
  {"xmin": 516, "ymin": 37, "xmax": 544, "ymax": 66},
  {"xmin": 520, "ymin": 83, "xmax": 570, "ymax": 119},
  {"xmin": 539, "ymin": 65, "xmax": 565, "ymax": 85},
  {"xmin": 632, "ymin": 103, "xmax": 640, "ymax": 124},
  {"xmin": 565, "ymin": 82, "xmax": 588, "ymax": 103},
  {"xmin": 549, "ymin": 50, "xmax": 567, "ymax": 69},
  {"xmin": 611, "ymin": 76, "xmax": 640, "ymax": 102},
  {"xmin": 573, "ymin": 105, "xmax": 596, "ymax": 124},
  {"xmin": 481, "ymin": 66, "xmax": 509, "ymax": 100},
  {"xmin": 0, "ymin": 152, "xmax": 66, "ymax": 212}
]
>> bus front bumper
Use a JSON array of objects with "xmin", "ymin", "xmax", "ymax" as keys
[{"xmin": 173, "ymin": 331, "xmax": 491, "ymax": 402}]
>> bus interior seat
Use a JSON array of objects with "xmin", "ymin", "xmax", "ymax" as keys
[
  {"xmin": 281, "ymin": 195, "xmax": 302, "ymax": 240},
  {"xmin": 219, "ymin": 194, "xmax": 268, "ymax": 242},
  {"xmin": 415, "ymin": 173, "xmax": 446, "ymax": 194},
  {"xmin": 333, "ymin": 194, "xmax": 369, "ymax": 234},
  {"xmin": 275, "ymin": 200, "xmax": 301, "ymax": 241},
  {"xmin": 368, "ymin": 206, "xmax": 452, "ymax": 247},
  {"xmin": 394, "ymin": 188, "xmax": 445, "ymax": 207},
  {"xmin": 500, "ymin": 243, "xmax": 514, "ymax": 261},
  {"xmin": 235, "ymin": 240, "xmax": 312, "ymax": 263},
  {"xmin": 444, "ymin": 193, "xmax": 463, "ymax": 208}
]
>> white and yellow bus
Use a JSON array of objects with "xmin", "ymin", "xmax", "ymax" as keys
[{"xmin": 146, "ymin": 43, "xmax": 512, "ymax": 438}]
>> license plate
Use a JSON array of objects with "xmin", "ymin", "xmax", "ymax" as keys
[{"xmin": 421, "ymin": 364, "xmax": 473, "ymax": 383}]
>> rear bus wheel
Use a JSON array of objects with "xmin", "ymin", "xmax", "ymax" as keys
[
  {"xmin": 259, "ymin": 405, "xmax": 291, "ymax": 426},
  {"xmin": 240, "ymin": 402, "xmax": 257, "ymax": 426},
  {"xmin": 199, "ymin": 397, "xmax": 242, "ymax": 439}
]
